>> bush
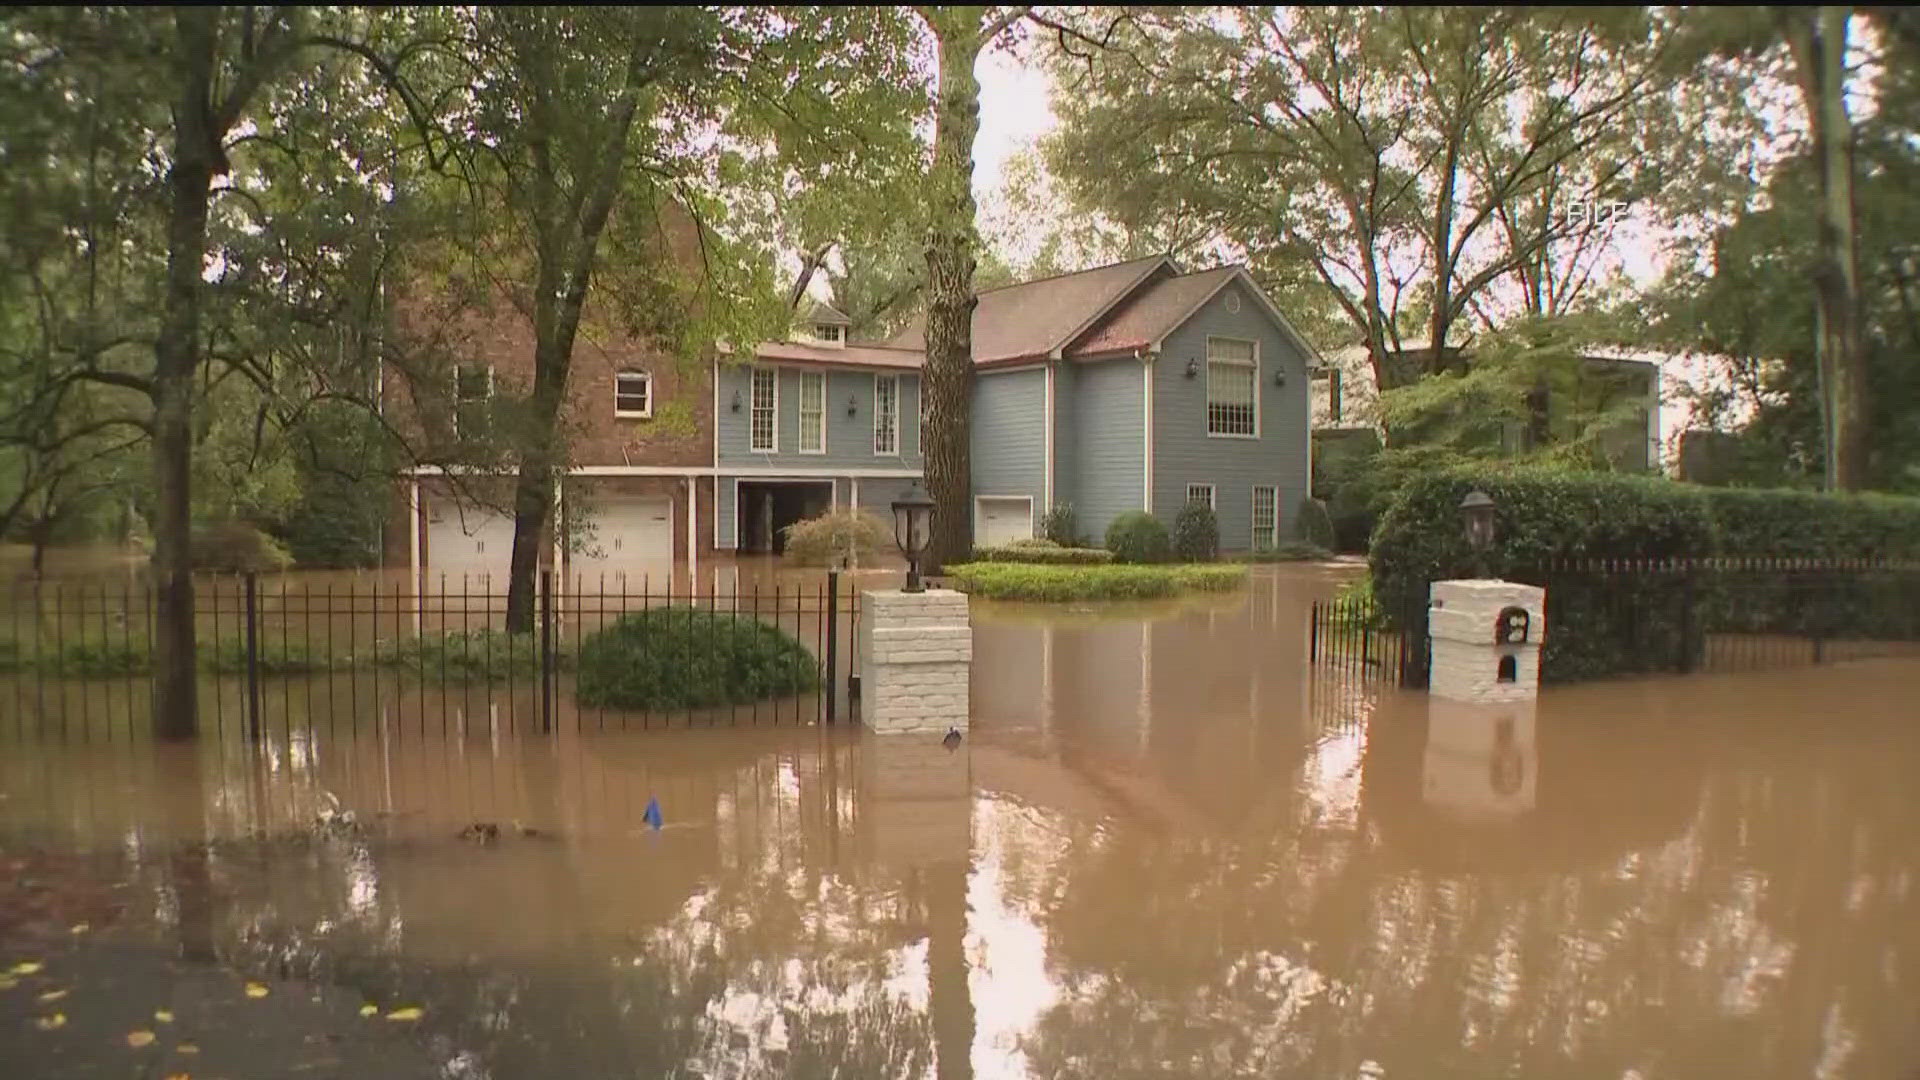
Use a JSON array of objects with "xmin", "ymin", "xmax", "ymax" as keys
[
  {"xmin": 1039, "ymin": 503, "xmax": 1079, "ymax": 546},
  {"xmin": 277, "ymin": 473, "xmax": 387, "ymax": 569},
  {"xmin": 1233, "ymin": 541, "xmax": 1333, "ymax": 563},
  {"xmin": 46, "ymin": 639, "xmax": 150, "ymax": 677},
  {"xmin": 946, "ymin": 562, "xmax": 1248, "ymax": 601},
  {"xmin": 971, "ymin": 544, "xmax": 1115, "ymax": 565},
  {"xmin": 1105, "ymin": 511, "xmax": 1171, "ymax": 564},
  {"xmin": 202, "ymin": 638, "xmax": 334, "ymax": 675},
  {"xmin": 1008, "ymin": 537, "xmax": 1059, "ymax": 549},
  {"xmin": 1701, "ymin": 487, "xmax": 1920, "ymax": 559},
  {"xmin": 782, "ymin": 509, "xmax": 893, "ymax": 568},
  {"xmin": 374, "ymin": 629, "xmax": 549, "ymax": 682},
  {"xmin": 1294, "ymin": 497, "xmax": 1337, "ymax": 550},
  {"xmin": 1171, "ymin": 502, "xmax": 1219, "ymax": 562},
  {"xmin": 193, "ymin": 521, "xmax": 293, "ymax": 574},
  {"xmin": 574, "ymin": 607, "xmax": 819, "ymax": 710}
]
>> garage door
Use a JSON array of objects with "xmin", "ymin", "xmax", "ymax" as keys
[
  {"xmin": 571, "ymin": 496, "xmax": 674, "ymax": 578},
  {"xmin": 425, "ymin": 505, "xmax": 515, "ymax": 583},
  {"xmin": 975, "ymin": 497, "xmax": 1034, "ymax": 547}
]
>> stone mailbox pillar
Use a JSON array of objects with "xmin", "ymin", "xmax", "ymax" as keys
[
  {"xmin": 1427, "ymin": 579, "xmax": 1545, "ymax": 704},
  {"xmin": 858, "ymin": 588, "xmax": 972, "ymax": 734}
]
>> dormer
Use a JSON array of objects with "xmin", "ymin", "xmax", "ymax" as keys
[{"xmin": 798, "ymin": 300, "xmax": 851, "ymax": 349}]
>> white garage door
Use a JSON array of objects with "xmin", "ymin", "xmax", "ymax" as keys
[
  {"xmin": 572, "ymin": 496, "xmax": 674, "ymax": 579},
  {"xmin": 976, "ymin": 497, "xmax": 1034, "ymax": 547},
  {"xmin": 425, "ymin": 505, "xmax": 515, "ymax": 584}
]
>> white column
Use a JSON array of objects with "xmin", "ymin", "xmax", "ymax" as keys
[
  {"xmin": 685, "ymin": 475, "xmax": 699, "ymax": 585},
  {"xmin": 1428, "ymin": 579, "xmax": 1545, "ymax": 704},
  {"xmin": 858, "ymin": 589, "xmax": 972, "ymax": 734}
]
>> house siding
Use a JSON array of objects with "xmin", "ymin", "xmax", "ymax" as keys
[
  {"xmin": 1067, "ymin": 356, "xmax": 1146, "ymax": 544},
  {"xmin": 1151, "ymin": 279, "xmax": 1312, "ymax": 549},
  {"xmin": 970, "ymin": 368, "xmax": 1048, "ymax": 538},
  {"xmin": 715, "ymin": 362, "xmax": 921, "ymax": 468}
]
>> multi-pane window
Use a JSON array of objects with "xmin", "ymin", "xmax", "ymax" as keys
[
  {"xmin": 453, "ymin": 363, "xmax": 492, "ymax": 439},
  {"xmin": 614, "ymin": 370, "xmax": 652, "ymax": 418},
  {"xmin": 874, "ymin": 374, "xmax": 899, "ymax": 455},
  {"xmin": 815, "ymin": 323, "xmax": 844, "ymax": 345},
  {"xmin": 1186, "ymin": 483, "xmax": 1216, "ymax": 511},
  {"xmin": 750, "ymin": 368, "xmax": 777, "ymax": 452},
  {"xmin": 1207, "ymin": 336, "xmax": 1257, "ymax": 436},
  {"xmin": 1252, "ymin": 485, "xmax": 1278, "ymax": 552},
  {"xmin": 798, "ymin": 370, "xmax": 826, "ymax": 453}
]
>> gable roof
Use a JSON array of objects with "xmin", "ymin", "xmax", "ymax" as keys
[
  {"xmin": 1065, "ymin": 266, "xmax": 1238, "ymax": 358},
  {"xmin": 752, "ymin": 339, "xmax": 921, "ymax": 370},
  {"xmin": 801, "ymin": 299, "xmax": 851, "ymax": 327},
  {"xmin": 887, "ymin": 254, "xmax": 1173, "ymax": 365}
]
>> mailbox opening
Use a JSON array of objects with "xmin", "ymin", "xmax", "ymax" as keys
[{"xmin": 1497, "ymin": 655, "xmax": 1517, "ymax": 683}]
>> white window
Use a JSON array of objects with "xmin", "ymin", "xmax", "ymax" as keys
[
  {"xmin": 750, "ymin": 368, "xmax": 777, "ymax": 453},
  {"xmin": 1207, "ymin": 336, "xmax": 1258, "ymax": 437},
  {"xmin": 1252, "ymin": 485, "xmax": 1278, "ymax": 552},
  {"xmin": 614, "ymin": 370, "xmax": 652, "ymax": 418},
  {"xmin": 453, "ymin": 363, "xmax": 492, "ymax": 439},
  {"xmin": 798, "ymin": 370, "xmax": 826, "ymax": 454},
  {"xmin": 1186, "ymin": 483, "xmax": 1215, "ymax": 511},
  {"xmin": 815, "ymin": 323, "xmax": 844, "ymax": 345},
  {"xmin": 874, "ymin": 374, "xmax": 899, "ymax": 455}
]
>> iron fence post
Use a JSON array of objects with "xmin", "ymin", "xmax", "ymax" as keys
[
  {"xmin": 825, "ymin": 568, "xmax": 840, "ymax": 724},
  {"xmin": 540, "ymin": 569, "xmax": 554, "ymax": 734},
  {"xmin": 244, "ymin": 573, "xmax": 262, "ymax": 742},
  {"xmin": 1309, "ymin": 600, "xmax": 1321, "ymax": 662},
  {"xmin": 1677, "ymin": 570, "xmax": 1696, "ymax": 674}
]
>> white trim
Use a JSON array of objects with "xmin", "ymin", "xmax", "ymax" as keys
[
  {"xmin": 977, "ymin": 361, "xmax": 1050, "ymax": 375},
  {"xmin": 404, "ymin": 464, "xmax": 922, "ymax": 480},
  {"xmin": 796, "ymin": 369, "xmax": 827, "ymax": 454},
  {"xmin": 1142, "ymin": 353, "xmax": 1155, "ymax": 515},
  {"xmin": 1205, "ymin": 335, "xmax": 1261, "ymax": 439},
  {"xmin": 729, "ymin": 465, "xmax": 920, "ymax": 479},
  {"xmin": 749, "ymin": 366, "xmax": 779, "ymax": 453},
  {"xmin": 850, "ymin": 476, "xmax": 860, "ymax": 512},
  {"xmin": 1185, "ymin": 483, "xmax": 1216, "ymax": 511},
  {"xmin": 685, "ymin": 476, "xmax": 698, "ymax": 580},
  {"xmin": 407, "ymin": 479, "xmax": 422, "ymax": 584},
  {"xmin": 711, "ymin": 358, "xmax": 721, "ymax": 468},
  {"xmin": 1044, "ymin": 362, "xmax": 1056, "ymax": 509},
  {"xmin": 1148, "ymin": 265, "xmax": 1327, "ymax": 369},
  {"xmin": 873, "ymin": 373, "xmax": 900, "ymax": 456},
  {"xmin": 452, "ymin": 362, "xmax": 493, "ymax": 440},
  {"xmin": 613, "ymin": 369, "xmax": 653, "ymax": 419},
  {"xmin": 973, "ymin": 494, "xmax": 1037, "ymax": 546}
]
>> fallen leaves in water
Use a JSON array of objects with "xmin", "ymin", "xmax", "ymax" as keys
[
  {"xmin": 10, "ymin": 960, "xmax": 44, "ymax": 976},
  {"xmin": 358, "ymin": 1003, "xmax": 378, "ymax": 1018},
  {"xmin": 243, "ymin": 981, "xmax": 269, "ymax": 999},
  {"xmin": 0, "ymin": 977, "xmax": 16, "ymax": 990},
  {"xmin": 37, "ymin": 989, "xmax": 68, "ymax": 1003},
  {"xmin": 125, "ymin": 1029, "xmax": 155, "ymax": 1048},
  {"xmin": 175, "ymin": 1042, "xmax": 199, "ymax": 1055},
  {"xmin": 153, "ymin": 1009, "xmax": 174, "ymax": 1023},
  {"xmin": 385, "ymin": 1006, "xmax": 424, "ymax": 1022},
  {"xmin": 34, "ymin": 1012, "xmax": 66, "ymax": 1030},
  {"xmin": 69, "ymin": 923, "xmax": 89, "ymax": 935}
]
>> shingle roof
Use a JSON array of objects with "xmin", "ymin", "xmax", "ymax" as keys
[
  {"xmin": 1065, "ymin": 266, "xmax": 1240, "ymax": 358},
  {"xmin": 752, "ymin": 340, "xmax": 921, "ymax": 370},
  {"xmin": 887, "ymin": 255, "xmax": 1173, "ymax": 364},
  {"xmin": 801, "ymin": 300, "xmax": 851, "ymax": 326}
]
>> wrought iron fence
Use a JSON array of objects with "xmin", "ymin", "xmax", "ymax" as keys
[
  {"xmin": 1310, "ymin": 557, "xmax": 1920, "ymax": 688},
  {"xmin": 0, "ymin": 570, "xmax": 865, "ymax": 742}
]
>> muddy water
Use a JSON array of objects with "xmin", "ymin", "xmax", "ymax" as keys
[{"xmin": 2, "ymin": 564, "xmax": 1919, "ymax": 1078}]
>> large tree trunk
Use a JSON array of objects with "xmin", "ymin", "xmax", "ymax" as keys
[
  {"xmin": 151, "ymin": 9, "xmax": 223, "ymax": 740},
  {"xmin": 504, "ymin": 324, "xmax": 579, "ymax": 632},
  {"xmin": 1785, "ymin": 7, "xmax": 1868, "ymax": 491},
  {"xmin": 921, "ymin": 18, "xmax": 984, "ymax": 571}
]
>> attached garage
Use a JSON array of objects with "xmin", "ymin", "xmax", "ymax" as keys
[
  {"xmin": 974, "ymin": 496, "xmax": 1034, "ymax": 547},
  {"xmin": 424, "ymin": 503, "xmax": 515, "ymax": 583},
  {"xmin": 570, "ymin": 495, "xmax": 674, "ymax": 576}
]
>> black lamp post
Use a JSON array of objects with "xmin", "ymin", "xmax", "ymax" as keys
[
  {"xmin": 1460, "ymin": 489, "xmax": 1495, "ymax": 578},
  {"xmin": 891, "ymin": 481, "xmax": 935, "ymax": 593}
]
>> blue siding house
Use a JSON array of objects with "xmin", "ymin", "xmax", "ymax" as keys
[{"xmin": 889, "ymin": 255, "xmax": 1319, "ymax": 550}]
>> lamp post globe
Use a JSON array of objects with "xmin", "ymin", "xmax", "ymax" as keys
[
  {"xmin": 891, "ymin": 481, "xmax": 936, "ymax": 593},
  {"xmin": 1459, "ymin": 489, "xmax": 1496, "ymax": 577}
]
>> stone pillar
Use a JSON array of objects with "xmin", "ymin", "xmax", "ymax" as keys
[
  {"xmin": 858, "ymin": 588, "xmax": 972, "ymax": 734},
  {"xmin": 1427, "ymin": 579, "xmax": 1545, "ymax": 704}
]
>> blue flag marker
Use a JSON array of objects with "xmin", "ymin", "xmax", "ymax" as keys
[{"xmin": 643, "ymin": 796, "xmax": 663, "ymax": 831}]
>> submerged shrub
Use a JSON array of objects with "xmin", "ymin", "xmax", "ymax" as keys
[
  {"xmin": 574, "ymin": 607, "xmax": 819, "ymax": 710},
  {"xmin": 781, "ymin": 509, "xmax": 893, "ymax": 568},
  {"xmin": 193, "ymin": 521, "xmax": 293, "ymax": 574},
  {"xmin": 1105, "ymin": 511, "xmax": 1171, "ymax": 564},
  {"xmin": 374, "ymin": 629, "xmax": 546, "ymax": 682}
]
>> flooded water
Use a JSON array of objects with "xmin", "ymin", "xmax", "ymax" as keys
[{"xmin": 3, "ymin": 560, "xmax": 1919, "ymax": 1078}]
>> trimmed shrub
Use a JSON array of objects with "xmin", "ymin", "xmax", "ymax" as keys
[
  {"xmin": 1171, "ymin": 502, "xmax": 1219, "ymax": 562},
  {"xmin": 1105, "ymin": 511, "xmax": 1171, "ymax": 564},
  {"xmin": 1294, "ymin": 497, "xmax": 1337, "ymax": 550},
  {"xmin": 1039, "ymin": 503, "xmax": 1079, "ymax": 546},
  {"xmin": 1233, "ymin": 541, "xmax": 1334, "ymax": 563},
  {"xmin": 971, "ymin": 544, "xmax": 1115, "ymax": 565},
  {"xmin": 947, "ymin": 562, "xmax": 1247, "ymax": 601},
  {"xmin": 782, "ymin": 509, "xmax": 893, "ymax": 568},
  {"xmin": 1008, "ymin": 537, "xmax": 1060, "ymax": 549},
  {"xmin": 1702, "ymin": 487, "xmax": 1920, "ymax": 559},
  {"xmin": 575, "ymin": 607, "xmax": 819, "ymax": 710},
  {"xmin": 193, "ymin": 521, "xmax": 293, "ymax": 574}
]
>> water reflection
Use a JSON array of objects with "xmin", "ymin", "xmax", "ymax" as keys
[{"xmin": 3, "ymin": 567, "xmax": 1918, "ymax": 1078}]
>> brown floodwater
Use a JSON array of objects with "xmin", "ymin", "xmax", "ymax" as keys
[{"xmin": 2, "ymin": 560, "xmax": 1919, "ymax": 1078}]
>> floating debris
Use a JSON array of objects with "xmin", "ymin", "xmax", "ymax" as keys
[
  {"xmin": 153, "ymin": 1009, "xmax": 174, "ymax": 1024},
  {"xmin": 126, "ymin": 1029, "xmax": 156, "ymax": 1048},
  {"xmin": 457, "ymin": 823, "xmax": 500, "ymax": 844},
  {"xmin": 34, "ymin": 1013, "xmax": 66, "ymax": 1030},
  {"xmin": 243, "ymin": 981, "xmax": 270, "ymax": 999},
  {"xmin": 385, "ymin": 1006, "xmax": 424, "ymax": 1022}
]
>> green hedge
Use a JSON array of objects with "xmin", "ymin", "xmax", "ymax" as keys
[
  {"xmin": 574, "ymin": 607, "xmax": 818, "ymax": 710},
  {"xmin": 946, "ymin": 562, "xmax": 1247, "ymax": 601},
  {"xmin": 1370, "ymin": 465, "xmax": 1920, "ymax": 682},
  {"xmin": 1106, "ymin": 511, "xmax": 1172, "ymax": 564},
  {"xmin": 970, "ymin": 544, "xmax": 1115, "ymax": 565}
]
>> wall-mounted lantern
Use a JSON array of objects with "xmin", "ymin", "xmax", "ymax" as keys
[
  {"xmin": 890, "ymin": 481, "xmax": 935, "ymax": 594},
  {"xmin": 730, "ymin": 390, "xmax": 742, "ymax": 413},
  {"xmin": 1460, "ymin": 489, "xmax": 1495, "ymax": 577},
  {"xmin": 1184, "ymin": 358, "xmax": 1199, "ymax": 379},
  {"xmin": 1273, "ymin": 367, "xmax": 1287, "ymax": 387},
  {"xmin": 846, "ymin": 395, "xmax": 859, "ymax": 417}
]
